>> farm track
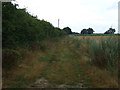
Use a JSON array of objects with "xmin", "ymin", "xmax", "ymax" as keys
[{"xmin": 3, "ymin": 36, "xmax": 119, "ymax": 88}]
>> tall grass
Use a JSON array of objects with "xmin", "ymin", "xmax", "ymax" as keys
[
  {"xmin": 2, "ymin": 49, "xmax": 22, "ymax": 70},
  {"xmin": 88, "ymin": 36, "xmax": 118, "ymax": 71},
  {"xmin": 3, "ymin": 36, "xmax": 119, "ymax": 88}
]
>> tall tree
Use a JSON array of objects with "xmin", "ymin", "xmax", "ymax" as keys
[
  {"xmin": 81, "ymin": 28, "xmax": 94, "ymax": 34},
  {"xmin": 87, "ymin": 28, "xmax": 94, "ymax": 34},
  {"xmin": 81, "ymin": 29, "xmax": 88, "ymax": 34},
  {"xmin": 104, "ymin": 28, "xmax": 115, "ymax": 34},
  {"xmin": 63, "ymin": 27, "xmax": 72, "ymax": 34}
]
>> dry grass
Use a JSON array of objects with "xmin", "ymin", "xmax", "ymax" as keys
[
  {"xmin": 78, "ymin": 36, "xmax": 119, "ymax": 88},
  {"xmin": 2, "ymin": 36, "xmax": 119, "ymax": 88},
  {"xmin": 79, "ymin": 56, "xmax": 118, "ymax": 88},
  {"xmin": 75, "ymin": 36, "xmax": 119, "ymax": 40}
]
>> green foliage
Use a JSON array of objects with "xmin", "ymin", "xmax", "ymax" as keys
[
  {"xmin": 63, "ymin": 27, "xmax": 72, "ymax": 34},
  {"xmin": 104, "ymin": 28, "xmax": 116, "ymax": 34},
  {"xmin": 81, "ymin": 28, "xmax": 94, "ymax": 34},
  {"xmin": 2, "ymin": 2, "xmax": 66, "ymax": 48},
  {"xmin": 88, "ymin": 37, "xmax": 118, "ymax": 71}
]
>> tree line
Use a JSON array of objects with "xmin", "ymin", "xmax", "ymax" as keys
[
  {"xmin": 2, "ymin": 2, "xmax": 66, "ymax": 49},
  {"xmin": 2, "ymin": 2, "xmax": 117, "ymax": 49},
  {"xmin": 62, "ymin": 27, "xmax": 116, "ymax": 34}
]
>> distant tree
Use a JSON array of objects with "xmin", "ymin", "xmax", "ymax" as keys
[
  {"xmin": 81, "ymin": 29, "xmax": 88, "ymax": 34},
  {"xmin": 81, "ymin": 28, "xmax": 94, "ymax": 34},
  {"xmin": 63, "ymin": 27, "xmax": 72, "ymax": 34},
  {"xmin": 72, "ymin": 32, "xmax": 79, "ymax": 34},
  {"xmin": 104, "ymin": 28, "xmax": 115, "ymax": 34},
  {"xmin": 87, "ymin": 28, "xmax": 94, "ymax": 34}
]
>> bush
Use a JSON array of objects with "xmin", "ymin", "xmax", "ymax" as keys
[
  {"xmin": 2, "ymin": 2, "xmax": 66, "ymax": 48},
  {"xmin": 2, "ymin": 49, "xmax": 22, "ymax": 70}
]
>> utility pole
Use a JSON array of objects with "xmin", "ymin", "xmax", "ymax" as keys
[
  {"xmin": 58, "ymin": 19, "xmax": 59, "ymax": 28},
  {"xmin": 118, "ymin": 1, "xmax": 120, "ymax": 33}
]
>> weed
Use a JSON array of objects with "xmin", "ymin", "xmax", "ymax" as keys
[{"xmin": 88, "ymin": 36, "xmax": 118, "ymax": 71}]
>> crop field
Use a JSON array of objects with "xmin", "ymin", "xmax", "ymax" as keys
[
  {"xmin": 74, "ymin": 36, "xmax": 120, "ymax": 43},
  {"xmin": 3, "ymin": 36, "xmax": 119, "ymax": 88}
]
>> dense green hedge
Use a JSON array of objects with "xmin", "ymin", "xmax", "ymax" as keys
[{"xmin": 2, "ymin": 2, "xmax": 66, "ymax": 48}]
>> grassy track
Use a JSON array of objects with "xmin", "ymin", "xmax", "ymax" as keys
[{"xmin": 3, "ymin": 36, "xmax": 119, "ymax": 88}]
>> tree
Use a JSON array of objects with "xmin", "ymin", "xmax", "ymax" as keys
[
  {"xmin": 87, "ymin": 28, "xmax": 94, "ymax": 34},
  {"xmin": 2, "ymin": 2, "xmax": 66, "ymax": 48},
  {"xmin": 81, "ymin": 28, "xmax": 94, "ymax": 34},
  {"xmin": 81, "ymin": 29, "xmax": 88, "ymax": 34},
  {"xmin": 63, "ymin": 27, "xmax": 72, "ymax": 34},
  {"xmin": 104, "ymin": 28, "xmax": 115, "ymax": 34}
]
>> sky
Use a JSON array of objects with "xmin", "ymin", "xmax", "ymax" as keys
[
  {"xmin": 118, "ymin": 1, "xmax": 120, "ymax": 33},
  {"xmin": 13, "ymin": 0, "xmax": 119, "ymax": 33}
]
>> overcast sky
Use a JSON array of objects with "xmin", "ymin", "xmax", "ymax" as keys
[{"xmin": 14, "ymin": 0, "xmax": 119, "ymax": 33}]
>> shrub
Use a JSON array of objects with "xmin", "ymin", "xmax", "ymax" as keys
[
  {"xmin": 2, "ymin": 2, "xmax": 66, "ymax": 49},
  {"xmin": 2, "ymin": 49, "xmax": 22, "ymax": 70}
]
